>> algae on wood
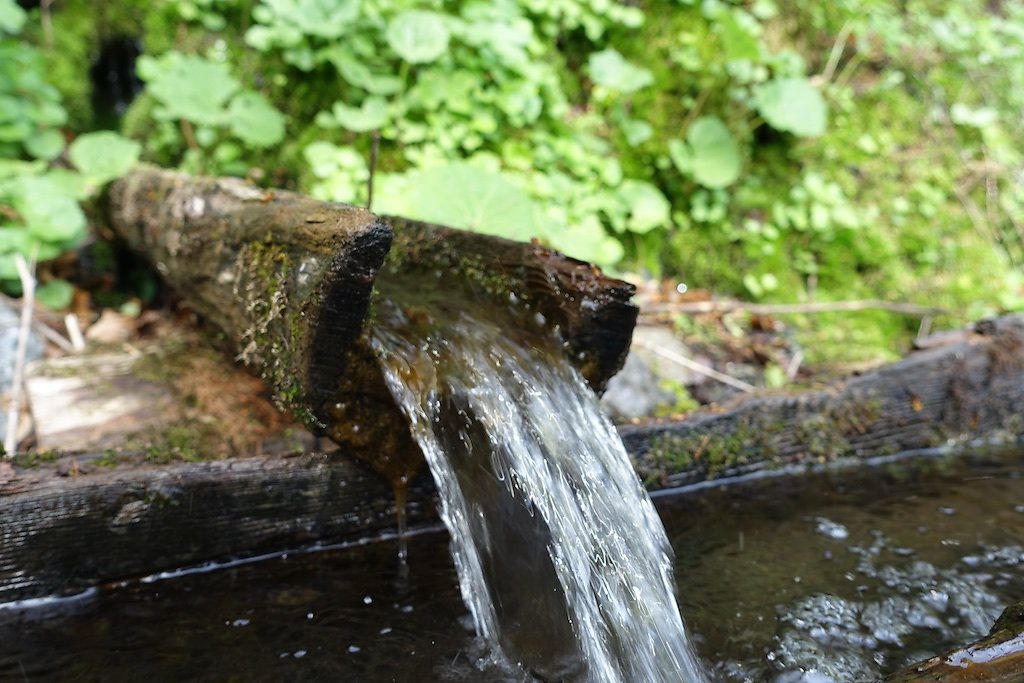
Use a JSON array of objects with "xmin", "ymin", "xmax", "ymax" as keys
[{"xmin": 103, "ymin": 168, "xmax": 639, "ymax": 489}]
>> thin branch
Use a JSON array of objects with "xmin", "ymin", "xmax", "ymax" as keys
[
  {"xmin": 366, "ymin": 129, "xmax": 380, "ymax": 212},
  {"xmin": 40, "ymin": 0, "xmax": 54, "ymax": 49},
  {"xmin": 5, "ymin": 255, "xmax": 36, "ymax": 457},
  {"xmin": 632, "ymin": 338, "xmax": 756, "ymax": 393},
  {"xmin": 641, "ymin": 299, "xmax": 946, "ymax": 317},
  {"xmin": 820, "ymin": 21, "xmax": 853, "ymax": 83}
]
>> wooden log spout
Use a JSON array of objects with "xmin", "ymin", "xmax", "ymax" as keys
[{"xmin": 103, "ymin": 167, "xmax": 638, "ymax": 485}]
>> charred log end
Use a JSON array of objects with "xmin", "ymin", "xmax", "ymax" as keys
[
  {"xmin": 383, "ymin": 216, "xmax": 639, "ymax": 391},
  {"xmin": 532, "ymin": 247, "xmax": 638, "ymax": 392},
  {"xmin": 305, "ymin": 217, "xmax": 393, "ymax": 422}
]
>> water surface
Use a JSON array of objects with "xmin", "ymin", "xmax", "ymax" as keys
[{"xmin": 2, "ymin": 446, "xmax": 1023, "ymax": 682}]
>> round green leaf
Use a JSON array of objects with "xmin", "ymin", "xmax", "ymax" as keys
[
  {"xmin": 24, "ymin": 129, "xmax": 65, "ymax": 161},
  {"xmin": 587, "ymin": 49, "xmax": 653, "ymax": 94},
  {"xmin": 139, "ymin": 53, "xmax": 239, "ymax": 126},
  {"xmin": 618, "ymin": 180, "xmax": 670, "ymax": 234},
  {"xmin": 0, "ymin": 0, "xmax": 27, "ymax": 34},
  {"xmin": 377, "ymin": 163, "xmax": 539, "ymax": 241},
  {"xmin": 68, "ymin": 131, "xmax": 141, "ymax": 186},
  {"xmin": 36, "ymin": 279, "xmax": 74, "ymax": 310},
  {"xmin": 14, "ymin": 175, "xmax": 87, "ymax": 243},
  {"xmin": 754, "ymin": 77, "xmax": 827, "ymax": 137},
  {"xmin": 323, "ymin": 97, "xmax": 390, "ymax": 133},
  {"xmin": 386, "ymin": 11, "xmax": 450, "ymax": 64},
  {"xmin": 227, "ymin": 92, "xmax": 286, "ymax": 147},
  {"xmin": 686, "ymin": 116, "xmax": 742, "ymax": 189}
]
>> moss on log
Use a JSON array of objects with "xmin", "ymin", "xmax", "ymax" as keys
[
  {"xmin": 104, "ymin": 166, "xmax": 392, "ymax": 429},
  {"xmin": 622, "ymin": 315, "xmax": 1024, "ymax": 488},
  {"xmin": 103, "ymin": 168, "xmax": 638, "ymax": 489}
]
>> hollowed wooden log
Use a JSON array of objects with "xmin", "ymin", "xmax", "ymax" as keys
[{"xmin": 103, "ymin": 167, "xmax": 638, "ymax": 487}]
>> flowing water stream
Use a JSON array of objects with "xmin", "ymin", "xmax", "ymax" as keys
[{"xmin": 368, "ymin": 283, "xmax": 706, "ymax": 682}]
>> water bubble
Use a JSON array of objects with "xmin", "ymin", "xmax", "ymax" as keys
[
  {"xmin": 939, "ymin": 506, "xmax": 957, "ymax": 515},
  {"xmin": 676, "ymin": 282, "xmax": 688, "ymax": 294},
  {"xmin": 814, "ymin": 517, "xmax": 849, "ymax": 540},
  {"xmin": 294, "ymin": 650, "xmax": 306, "ymax": 658},
  {"xmin": 362, "ymin": 595, "xmax": 373, "ymax": 605},
  {"xmin": 347, "ymin": 645, "xmax": 361, "ymax": 654},
  {"xmin": 379, "ymin": 626, "xmax": 392, "ymax": 635},
  {"xmin": 229, "ymin": 618, "xmax": 250, "ymax": 627}
]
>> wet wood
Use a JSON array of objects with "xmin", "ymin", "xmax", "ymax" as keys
[
  {"xmin": 884, "ymin": 601, "xmax": 1024, "ymax": 682},
  {"xmin": 103, "ymin": 166, "xmax": 393, "ymax": 430},
  {"xmin": 620, "ymin": 314, "xmax": 1024, "ymax": 489},
  {"xmin": 0, "ymin": 452, "xmax": 438, "ymax": 603},
  {"xmin": 1, "ymin": 316, "xmax": 1022, "ymax": 603},
  {"xmin": 102, "ymin": 168, "xmax": 638, "ymax": 485}
]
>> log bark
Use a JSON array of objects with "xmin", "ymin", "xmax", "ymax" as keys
[
  {"xmin": 883, "ymin": 601, "xmax": 1024, "ymax": 682},
  {"xmin": 103, "ymin": 168, "xmax": 638, "ymax": 485}
]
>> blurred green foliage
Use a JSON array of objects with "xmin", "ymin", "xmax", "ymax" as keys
[
  {"xmin": 6, "ymin": 0, "xmax": 1024, "ymax": 357},
  {"xmin": 0, "ymin": 0, "xmax": 138, "ymax": 300}
]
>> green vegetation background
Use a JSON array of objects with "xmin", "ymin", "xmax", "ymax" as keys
[{"xmin": 2, "ymin": 0, "xmax": 1022, "ymax": 364}]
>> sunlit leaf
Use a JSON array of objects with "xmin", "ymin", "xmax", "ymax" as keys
[
  {"xmin": 323, "ymin": 97, "xmax": 390, "ymax": 132},
  {"xmin": 138, "ymin": 53, "xmax": 239, "ymax": 126},
  {"xmin": 377, "ymin": 163, "xmax": 539, "ymax": 241},
  {"xmin": 13, "ymin": 175, "xmax": 87, "ymax": 243},
  {"xmin": 228, "ymin": 92, "xmax": 286, "ymax": 147},
  {"xmin": 24, "ymin": 129, "xmax": 64, "ymax": 160},
  {"xmin": 622, "ymin": 118, "xmax": 652, "ymax": 147},
  {"xmin": 686, "ymin": 116, "xmax": 741, "ymax": 189},
  {"xmin": 754, "ymin": 77, "xmax": 827, "ymax": 137},
  {"xmin": 587, "ymin": 49, "xmax": 653, "ymax": 94},
  {"xmin": 618, "ymin": 180, "xmax": 670, "ymax": 234},
  {"xmin": 950, "ymin": 103, "xmax": 998, "ymax": 128},
  {"xmin": 0, "ymin": 0, "xmax": 26, "ymax": 34},
  {"xmin": 386, "ymin": 11, "xmax": 450, "ymax": 64},
  {"xmin": 68, "ymin": 131, "xmax": 141, "ymax": 186}
]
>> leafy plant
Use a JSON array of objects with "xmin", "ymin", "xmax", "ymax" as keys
[
  {"xmin": 0, "ymin": 2, "xmax": 140, "ymax": 300},
  {"xmin": 135, "ymin": 51, "xmax": 285, "ymax": 174}
]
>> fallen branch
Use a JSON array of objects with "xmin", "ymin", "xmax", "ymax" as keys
[
  {"xmin": 631, "ymin": 337, "xmax": 755, "ymax": 393},
  {"xmin": 640, "ymin": 298, "xmax": 946, "ymax": 317}
]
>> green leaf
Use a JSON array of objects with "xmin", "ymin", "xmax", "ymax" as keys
[
  {"xmin": 714, "ymin": 10, "xmax": 761, "ymax": 62},
  {"xmin": 546, "ymin": 215, "xmax": 623, "ymax": 267},
  {"xmin": 618, "ymin": 180, "xmax": 670, "ymax": 234},
  {"xmin": 754, "ymin": 77, "xmax": 827, "ymax": 137},
  {"xmin": 36, "ymin": 279, "xmax": 74, "ymax": 310},
  {"xmin": 324, "ymin": 97, "xmax": 389, "ymax": 132},
  {"xmin": 950, "ymin": 103, "xmax": 998, "ymax": 128},
  {"xmin": 281, "ymin": 0, "xmax": 360, "ymax": 39},
  {"xmin": 686, "ymin": 116, "xmax": 742, "ymax": 189},
  {"xmin": 668, "ymin": 139, "xmax": 692, "ymax": 174},
  {"xmin": 24, "ymin": 129, "xmax": 65, "ymax": 161},
  {"xmin": 0, "ymin": 0, "xmax": 26, "ymax": 34},
  {"xmin": 622, "ymin": 118, "xmax": 653, "ymax": 147},
  {"xmin": 386, "ymin": 11, "xmax": 450, "ymax": 64},
  {"xmin": 13, "ymin": 175, "xmax": 87, "ymax": 243},
  {"xmin": 68, "ymin": 131, "xmax": 141, "ymax": 186},
  {"xmin": 587, "ymin": 49, "xmax": 653, "ymax": 94},
  {"xmin": 138, "ymin": 53, "xmax": 239, "ymax": 126},
  {"xmin": 376, "ymin": 163, "xmax": 539, "ymax": 241},
  {"xmin": 324, "ymin": 47, "xmax": 403, "ymax": 95},
  {"xmin": 227, "ymin": 92, "xmax": 286, "ymax": 147}
]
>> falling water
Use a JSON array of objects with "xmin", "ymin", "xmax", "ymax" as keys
[{"xmin": 369, "ymin": 284, "xmax": 706, "ymax": 682}]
